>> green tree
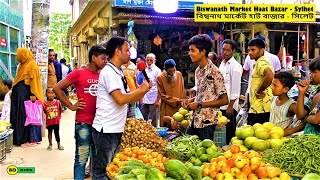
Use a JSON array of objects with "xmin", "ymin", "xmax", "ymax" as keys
[{"xmin": 48, "ymin": 12, "xmax": 72, "ymax": 62}]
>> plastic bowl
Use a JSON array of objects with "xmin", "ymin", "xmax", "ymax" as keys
[{"xmin": 156, "ymin": 127, "xmax": 168, "ymax": 137}]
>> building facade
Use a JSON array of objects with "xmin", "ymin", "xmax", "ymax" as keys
[{"xmin": 0, "ymin": 0, "xmax": 24, "ymax": 80}]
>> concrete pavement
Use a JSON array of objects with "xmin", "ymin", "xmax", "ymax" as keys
[{"xmin": 0, "ymin": 109, "xmax": 91, "ymax": 180}]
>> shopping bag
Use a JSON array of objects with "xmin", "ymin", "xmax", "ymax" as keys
[
  {"xmin": 135, "ymin": 107, "xmax": 144, "ymax": 119},
  {"xmin": 24, "ymin": 100, "xmax": 43, "ymax": 126},
  {"xmin": 236, "ymin": 105, "xmax": 248, "ymax": 128}
]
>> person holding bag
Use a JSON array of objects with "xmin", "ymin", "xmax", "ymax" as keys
[{"xmin": 10, "ymin": 48, "xmax": 44, "ymax": 147}]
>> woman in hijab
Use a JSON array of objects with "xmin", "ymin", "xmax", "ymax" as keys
[{"xmin": 10, "ymin": 48, "xmax": 44, "ymax": 147}]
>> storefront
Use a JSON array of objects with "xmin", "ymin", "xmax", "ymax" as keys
[{"xmin": 0, "ymin": 1, "xmax": 23, "ymax": 80}]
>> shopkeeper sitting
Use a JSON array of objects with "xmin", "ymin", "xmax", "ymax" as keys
[{"xmin": 296, "ymin": 57, "xmax": 320, "ymax": 135}]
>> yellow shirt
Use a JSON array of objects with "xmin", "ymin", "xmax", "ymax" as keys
[
  {"xmin": 122, "ymin": 61, "xmax": 137, "ymax": 92},
  {"xmin": 249, "ymin": 56, "xmax": 273, "ymax": 114}
]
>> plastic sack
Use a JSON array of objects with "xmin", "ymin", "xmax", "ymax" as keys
[
  {"xmin": 24, "ymin": 100, "xmax": 43, "ymax": 126},
  {"xmin": 236, "ymin": 106, "xmax": 248, "ymax": 128},
  {"xmin": 135, "ymin": 107, "xmax": 143, "ymax": 119}
]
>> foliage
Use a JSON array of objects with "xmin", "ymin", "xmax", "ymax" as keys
[{"xmin": 48, "ymin": 12, "xmax": 72, "ymax": 62}]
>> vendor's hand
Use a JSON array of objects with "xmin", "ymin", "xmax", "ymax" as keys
[
  {"xmin": 255, "ymin": 91, "xmax": 266, "ymax": 99},
  {"xmin": 171, "ymin": 119, "xmax": 178, "ymax": 130},
  {"xmin": 297, "ymin": 80, "xmax": 310, "ymax": 94},
  {"xmin": 187, "ymin": 102, "xmax": 198, "ymax": 110},
  {"xmin": 180, "ymin": 99, "xmax": 190, "ymax": 109},
  {"xmin": 154, "ymin": 100, "xmax": 161, "ymax": 108},
  {"xmin": 70, "ymin": 98, "xmax": 86, "ymax": 111},
  {"xmin": 226, "ymin": 106, "xmax": 234, "ymax": 117}
]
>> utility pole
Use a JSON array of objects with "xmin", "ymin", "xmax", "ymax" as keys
[{"xmin": 31, "ymin": 0, "xmax": 50, "ymax": 136}]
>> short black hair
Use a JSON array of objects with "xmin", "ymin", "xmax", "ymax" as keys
[
  {"xmin": 3, "ymin": 80, "xmax": 12, "ymax": 89},
  {"xmin": 49, "ymin": 49, "xmax": 54, "ymax": 53},
  {"xmin": 54, "ymin": 52, "xmax": 58, "ymax": 59},
  {"xmin": 105, "ymin": 36, "xmax": 128, "ymax": 59},
  {"xmin": 223, "ymin": 39, "xmax": 237, "ymax": 50},
  {"xmin": 60, "ymin": 58, "xmax": 66, "ymax": 64},
  {"xmin": 88, "ymin": 45, "xmax": 107, "ymax": 63},
  {"xmin": 248, "ymin": 38, "xmax": 265, "ymax": 49},
  {"xmin": 274, "ymin": 71, "xmax": 295, "ymax": 89},
  {"xmin": 309, "ymin": 57, "xmax": 320, "ymax": 72},
  {"xmin": 188, "ymin": 34, "xmax": 213, "ymax": 57}
]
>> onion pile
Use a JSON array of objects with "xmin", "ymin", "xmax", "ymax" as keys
[{"xmin": 120, "ymin": 118, "xmax": 168, "ymax": 153}]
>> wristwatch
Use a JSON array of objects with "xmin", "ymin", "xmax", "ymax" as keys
[{"xmin": 197, "ymin": 101, "xmax": 203, "ymax": 109}]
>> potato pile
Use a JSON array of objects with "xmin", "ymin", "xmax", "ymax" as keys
[{"xmin": 120, "ymin": 118, "xmax": 168, "ymax": 153}]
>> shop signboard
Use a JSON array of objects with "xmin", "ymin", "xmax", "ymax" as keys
[
  {"xmin": 114, "ymin": 0, "xmax": 204, "ymax": 9},
  {"xmin": 36, "ymin": 43, "xmax": 48, "ymax": 67}
]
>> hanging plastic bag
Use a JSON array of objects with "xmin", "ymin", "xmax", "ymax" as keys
[
  {"xmin": 236, "ymin": 105, "xmax": 248, "ymax": 128},
  {"xmin": 24, "ymin": 100, "xmax": 43, "ymax": 126},
  {"xmin": 135, "ymin": 107, "xmax": 144, "ymax": 119}
]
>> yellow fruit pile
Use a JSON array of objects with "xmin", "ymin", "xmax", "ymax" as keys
[
  {"xmin": 217, "ymin": 111, "xmax": 229, "ymax": 124},
  {"xmin": 106, "ymin": 147, "xmax": 169, "ymax": 179},
  {"xmin": 201, "ymin": 145, "xmax": 291, "ymax": 180}
]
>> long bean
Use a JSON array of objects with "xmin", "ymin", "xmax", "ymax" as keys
[{"xmin": 262, "ymin": 134, "xmax": 320, "ymax": 176}]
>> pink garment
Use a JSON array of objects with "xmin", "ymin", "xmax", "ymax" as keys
[{"xmin": 24, "ymin": 100, "xmax": 43, "ymax": 126}]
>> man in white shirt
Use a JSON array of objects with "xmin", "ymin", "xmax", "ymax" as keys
[
  {"xmin": 219, "ymin": 39, "xmax": 243, "ymax": 144},
  {"xmin": 141, "ymin": 53, "xmax": 162, "ymax": 127},
  {"xmin": 60, "ymin": 58, "xmax": 71, "ymax": 79},
  {"xmin": 243, "ymin": 34, "xmax": 281, "ymax": 95},
  {"xmin": 92, "ymin": 36, "xmax": 150, "ymax": 179}
]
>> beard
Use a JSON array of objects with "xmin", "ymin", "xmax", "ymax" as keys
[{"xmin": 167, "ymin": 73, "xmax": 176, "ymax": 83}]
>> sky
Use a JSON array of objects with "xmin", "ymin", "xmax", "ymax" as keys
[{"xmin": 50, "ymin": 0, "xmax": 71, "ymax": 13}]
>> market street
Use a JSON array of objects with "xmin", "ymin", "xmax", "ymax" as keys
[{"xmin": 0, "ymin": 109, "xmax": 89, "ymax": 180}]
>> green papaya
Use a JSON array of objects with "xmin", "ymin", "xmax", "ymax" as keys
[
  {"xmin": 189, "ymin": 166, "xmax": 202, "ymax": 180},
  {"xmin": 185, "ymin": 175, "xmax": 193, "ymax": 180},
  {"xmin": 145, "ymin": 168, "xmax": 165, "ymax": 180},
  {"xmin": 164, "ymin": 159, "xmax": 188, "ymax": 179},
  {"xmin": 202, "ymin": 177, "xmax": 213, "ymax": 180}
]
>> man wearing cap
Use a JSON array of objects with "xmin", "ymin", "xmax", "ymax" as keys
[
  {"xmin": 156, "ymin": 59, "xmax": 186, "ymax": 129},
  {"xmin": 141, "ymin": 53, "xmax": 161, "ymax": 127}
]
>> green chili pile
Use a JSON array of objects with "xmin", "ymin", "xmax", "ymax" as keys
[
  {"xmin": 262, "ymin": 134, "xmax": 320, "ymax": 176},
  {"xmin": 164, "ymin": 135, "xmax": 201, "ymax": 161}
]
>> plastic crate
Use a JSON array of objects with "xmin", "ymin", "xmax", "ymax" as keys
[
  {"xmin": 5, "ymin": 129, "xmax": 13, "ymax": 153},
  {"xmin": 214, "ymin": 126, "xmax": 226, "ymax": 147},
  {"xmin": 0, "ymin": 139, "xmax": 6, "ymax": 162}
]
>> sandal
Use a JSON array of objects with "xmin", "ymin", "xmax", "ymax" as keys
[
  {"xmin": 58, "ymin": 145, "xmax": 64, "ymax": 151},
  {"xmin": 47, "ymin": 145, "xmax": 52, "ymax": 151},
  {"xmin": 21, "ymin": 142, "xmax": 31, "ymax": 148}
]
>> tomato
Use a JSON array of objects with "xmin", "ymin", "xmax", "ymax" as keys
[
  {"xmin": 256, "ymin": 167, "xmax": 268, "ymax": 179},
  {"xmin": 230, "ymin": 144, "xmax": 241, "ymax": 154},
  {"xmin": 241, "ymin": 165, "xmax": 252, "ymax": 176}
]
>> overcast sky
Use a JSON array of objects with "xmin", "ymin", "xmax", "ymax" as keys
[{"xmin": 50, "ymin": 0, "xmax": 71, "ymax": 13}]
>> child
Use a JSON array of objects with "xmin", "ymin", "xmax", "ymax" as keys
[
  {"xmin": 1, "ymin": 80, "xmax": 12, "ymax": 121},
  {"xmin": 270, "ymin": 71, "xmax": 305, "ymax": 136},
  {"xmin": 43, "ymin": 88, "xmax": 64, "ymax": 151},
  {"xmin": 297, "ymin": 57, "xmax": 320, "ymax": 135}
]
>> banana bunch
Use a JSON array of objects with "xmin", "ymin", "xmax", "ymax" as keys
[{"xmin": 217, "ymin": 111, "xmax": 229, "ymax": 124}]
